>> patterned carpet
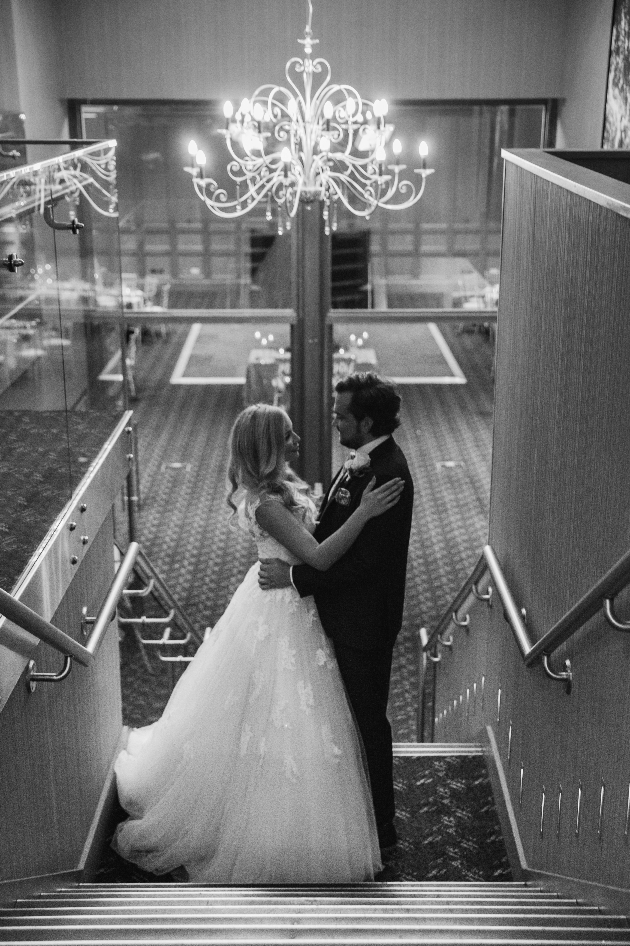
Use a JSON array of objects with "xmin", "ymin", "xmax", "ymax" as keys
[{"xmin": 119, "ymin": 322, "xmax": 494, "ymax": 740}]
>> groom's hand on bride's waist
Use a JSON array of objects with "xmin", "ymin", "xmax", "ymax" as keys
[{"xmin": 258, "ymin": 558, "xmax": 292, "ymax": 590}]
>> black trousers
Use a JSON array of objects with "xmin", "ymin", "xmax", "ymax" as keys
[{"xmin": 333, "ymin": 641, "xmax": 395, "ymax": 830}]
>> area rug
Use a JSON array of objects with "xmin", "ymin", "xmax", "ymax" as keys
[
  {"xmin": 333, "ymin": 321, "xmax": 466, "ymax": 384},
  {"xmin": 170, "ymin": 322, "xmax": 291, "ymax": 384},
  {"xmin": 170, "ymin": 321, "xmax": 465, "ymax": 385}
]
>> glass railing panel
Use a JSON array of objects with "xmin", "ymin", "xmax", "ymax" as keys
[
  {"xmin": 46, "ymin": 142, "xmax": 126, "ymax": 424},
  {"xmin": 0, "ymin": 140, "xmax": 125, "ymax": 594}
]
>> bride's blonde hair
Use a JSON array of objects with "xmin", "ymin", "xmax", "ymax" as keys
[{"xmin": 227, "ymin": 404, "xmax": 309, "ymax": 514}]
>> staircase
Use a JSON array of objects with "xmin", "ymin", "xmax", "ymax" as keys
[{"xmin": 2, "ymin": 882, "xmax": 629, "ymax": 944}]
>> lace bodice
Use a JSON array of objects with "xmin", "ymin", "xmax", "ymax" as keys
[{"xmin": 239, "ymin": 490, "xmax": 317, "ymax": 565}]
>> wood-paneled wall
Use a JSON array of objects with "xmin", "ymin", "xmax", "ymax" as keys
[
  {"xmin": 0, "ymin": 512, "xmax": 123, "ymax": 882},
  {"xmin": 56, "ymin": 0, "xmax": 568, "ymax": 101},
  {"xmin": 431, "ymin": 152, "xmax": 630, "ymax": 890}
]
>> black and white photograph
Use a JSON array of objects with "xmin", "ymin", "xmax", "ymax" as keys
[{"xmin": 1, "ymin": 0, "xmax": 629, "ymax": 938}]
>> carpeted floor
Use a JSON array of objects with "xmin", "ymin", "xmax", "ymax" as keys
[
  {"xmin": 96, "ymin": 754, "xmax": 511, "ymax": 883},
  {"xmin": 118, "ymin": 321, "xmax": 494, "ymax": 740}
]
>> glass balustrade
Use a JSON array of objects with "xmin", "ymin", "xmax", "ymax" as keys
[{"xmin": 0, "ymin": 139, "xmax": 126, "ymax": 593}]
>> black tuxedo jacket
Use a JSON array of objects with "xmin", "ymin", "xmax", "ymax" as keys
[{"xmin": 292, "ymin": 437, "xmax": 413, "ymax": 652}]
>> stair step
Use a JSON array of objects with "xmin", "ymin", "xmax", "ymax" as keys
[
  {"xmin": 392, "ymin": 744, "xmax": 483, "ymax": 756},
  {"xmin": 0, "ymin": 928, "xmax": 628, "ymax": 944},
  {"xmin": 3, "ymin": 906, "xmax": 608, "ymax": 918},
  {"xmin": 2, "ymin": 913, "xmax": 626, "ymax": 928},
  {"xmin": 73, "ymin": 883, "xmax": 529, "ymax": 891},
  {"xmin": 28, "ymin": 896, "xmax": 583, "ymax": 908}
]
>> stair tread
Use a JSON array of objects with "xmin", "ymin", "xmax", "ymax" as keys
[
  {"xmin": 0, "ymin": 934, "xmax": 628, "ymax": 944},
  {"xmin": 2, "ymin": 917, "xmax": 626, "ymax": 928},
  {"xmin": 3, "ymin": 907, "xmax": 608, "ymax": 916}
]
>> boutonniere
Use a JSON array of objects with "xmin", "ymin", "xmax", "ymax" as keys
[
  {"xmin": 343, "ymin": 451, "xmax": 372, "ymax": 478},
  {"xmin": 335, "ymin": 487, "xmax": 352, "ymax": 506}
]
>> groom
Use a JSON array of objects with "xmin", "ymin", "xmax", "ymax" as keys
[{"xmin": 258, "ymin": 372, "xmax": 414, "ymax": 853}]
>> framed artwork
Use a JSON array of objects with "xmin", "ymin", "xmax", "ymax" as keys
[{"xmin": 603, "ymin": 0, "xmax": 630, "ymax": 147}]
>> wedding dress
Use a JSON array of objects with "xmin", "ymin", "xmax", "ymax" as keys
[{"xmin": 113, "ymin": 490, "xmax": 382, "ymax": 883}]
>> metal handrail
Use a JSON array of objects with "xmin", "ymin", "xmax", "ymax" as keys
[
  {"xmin": 424, "ymin": 543, "xmax": 630, "ymax": 665},
  {"xmin": 84, "ymin": 543, "xmax": 141, "ymax": 656},
  {"xmin": 0, "ymin": 588, "xmax": 93, "ymax": 666},
  {"xmin": 424, "ymin": 552, "xmax": 487, "ymax": 653},
  {"xmin": 328, "ymin": 307, "xmax": 498, "ymax": 323},
  {"xmin": 0, "ymin": 542, "xmax": 140, "ymax": 668}
]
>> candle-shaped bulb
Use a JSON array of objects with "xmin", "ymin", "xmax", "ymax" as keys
[
  {"xmin": 288, "ymin": 98, "xmax": 298, "ymax": 119},
  {"xmin": 320, "ymin": 135, "xmax": 331, "ymax": 152},
  {"xmin": 375, "ymin": 145, "xmax": 386, "ymax": 163},
  {"xmin": 323, "ymin": 101, "xmax": 334, "ymax": 120},
  {"xmin": 223, "ymin": 101, "xmax": 233, "ymax": 119},
  {"xmin": 281, "ymin": 147, "xmax": 291, "ymax": 164},
  {"xmin": 240, "ymin": 98, "xmax": 251, "ymax": 115},
  {"xmin": 381, "ymin": 99, "xmax": 389, "ymax": 116},
  {"xmin": 253, "ymin": 102, "xmax": 264, "ymax": 122},
  {"xmin": 188, "ymin": 139, "xmax": 198, "ymax": 156},
  {"xmin": 392, "ymin": 138, "xmax": 402, "ymax": 157},
  {"xmin": 373, "ymin": 100, "xmax": 382, "ymax": 118},
  {"xmin": 419, "ymin": 140, "xmax": 428, "ymax": 170},
  {"xmin": 195, "ymin": 150, "xmax": 206, "ymax": 171},
  {"xmin": 346, "ymin": 98, "xmax": 356, "ymax": 117}
]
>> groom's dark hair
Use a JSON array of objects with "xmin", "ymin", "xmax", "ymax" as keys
[{"xmin": 335, "ymin": 372, "xmax": 401, "ymax": 436}]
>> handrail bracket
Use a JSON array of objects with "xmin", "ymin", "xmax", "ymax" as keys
[
  {"xmin": 603, "ymin": 595, "xmax": 630, "ymax": 632},
  {"xmin": 542, "ymin": 655, "xmax": 572, "ymax": 695},
  {"xmin": 26, "ymin": 656, "xmax": 73, "ymax": 693}
]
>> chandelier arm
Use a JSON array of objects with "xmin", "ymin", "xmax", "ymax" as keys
[
  {"xmin": 58, "ymin": 168, "xmax": 115, "ymax": 203},
  {"xmin": 326, "ymin": 180, "xmax": 377, "ymax": 218},
  {"xmin": 376, "ymin": 175, "xmax": 429, "ymax": 211},
  {"xmin": 195, "ymin": 173, "xmax": 282, "ymax": 218},
  {"xmin": 81, "ymin": 149, "xmax": 117, "ymax": 181}
]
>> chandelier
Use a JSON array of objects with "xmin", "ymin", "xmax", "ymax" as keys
[{"xmin": 185, "ymin": 0, "xmax": 433, "ymax": 235}]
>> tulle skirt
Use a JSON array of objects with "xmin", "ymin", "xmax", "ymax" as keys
[{"xmin": 113, "ymin": 562, "xmax": 382, "ymax": 883}]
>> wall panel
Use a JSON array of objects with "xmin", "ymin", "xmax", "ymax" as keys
[
  {"xmin": 0, "ymin": 512, "xmax": 123, "ymax": 882},
  {"xmin": 56, "ymin": 0, "xmax": 569, "ymax": 102},
  {"xmin": 432, "ymin": 152, "xmax": 630, "ymax": 890}
]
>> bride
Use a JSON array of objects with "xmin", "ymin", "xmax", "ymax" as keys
[{"xmin": 113, "ymin": 403, "xmax": 403, "ymax": 884}]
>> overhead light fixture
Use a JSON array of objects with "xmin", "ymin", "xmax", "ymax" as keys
[{"xmin": 185, "ymin": 0, "xmax": 433, "ymax": 235}]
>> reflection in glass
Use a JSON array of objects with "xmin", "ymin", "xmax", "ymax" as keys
[{"xmin": 0, "ymin": 141, "xmax": 126, "ymax": 592}]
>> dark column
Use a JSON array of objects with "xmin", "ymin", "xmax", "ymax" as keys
[{"xmin": 291, "ymin": 201, "xmax": 332, "ymax": 489}]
